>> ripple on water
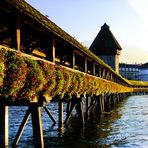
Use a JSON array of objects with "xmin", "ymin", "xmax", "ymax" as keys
[{"xmin": 8, "ymin": 95, "xmax": 148, "ymax": 147}]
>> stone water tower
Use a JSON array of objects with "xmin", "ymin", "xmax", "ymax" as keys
[{"xmin": 89, "ymin": 23, "xmax": 122, "ymax": 73}]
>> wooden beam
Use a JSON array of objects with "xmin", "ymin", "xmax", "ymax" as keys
[
  {"xmin": 85, "ymin": 58, "xmax": 87, "ymax": 73},
  {"xmin": 0, "ymin": 105, "xmax": 8, "ymax": 147},
  {"xmin": 47, "ymin": 38, "xmax": 55, "ymax": 63},
  {"xmin": 110, "ymin": 73, "xmax": 113, "ymax": 81},
  {"xmin": 64, "ymin": 102, "xmax": 75, "ymax": 124},
  {"xmin": 52, "ymin": 39, "xmax": 55, "ymax": 63},
  {"xmin": 31, "ymin": 106, "xmax": 44, "ymax": 147},
  {"xmin": 58, "ymin": 101, "xmax": 64, "ymax": 128},
  {"xmin": 32, "ymin": 49, "xmax": 46, "ymax": 58},
  {"xmin": 43, "ymin": 106, "xmax": 56, "ymax": 124},
  {"xmin": 16, "ymin": 16, "xmax": 21, "ymax": 51},
  {"xmin": 13, "ymin": 107, "xmax": 31, "ymax": 146},
  {"xmin": 93, "ymin": 63, "xmax": 95, "ymax": 75},
  {"xmin": 72, "ymin": 51, "xmax": 75, "ymax": 68}
]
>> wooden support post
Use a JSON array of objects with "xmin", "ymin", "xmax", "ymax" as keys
[
  {"xmin": 80, "ymin": 100, "xmax": 85, "ymax": 124},
  {"xmin": 64, "ymin": 102, "xmax": 75, "ymax": 124},
  {"xmin": 105, "ymin": 71, "xmax": 108, "ymax": 80},
  {"xmin": 16, "ymin": 16, "xmax": 21, "ymax": 51},
  {"xmin": 75, "ymin": 96, "xmax": 85, "ymax": 125},
  {"xmin": 100, "ymin": 95, "xmax": 104, "ymax": 113},
  {"xmin": 113, "ymin": 94, "xmax": 117, "ymax": 106},
  {"xmin": 110, "ymin": 94, "xmax": 115, "ymax": 110},
  {"xmin": 43, "ymin": 106, "xmax": 56, "ymax": 124},
  {"xmin": 75, "ymin": 100, "xmax": 85, "ymax": 125},
  {"xmin": 85, "ymin": 95, "xmax": 89, "ymax": 119},
  {"xmin": 85, "ymin": 58, "xmax": 87, "ymax": 73},
  {"xmin": 52, "ymin": 39, "xmax": 55, "ymax": 63},
  {"xmin": 66, "ymin": 102, "xmax": 71, "ymax": 115},
  {"xmin": 98, "ymin": 96, "xmax": 103, "ymax": 113},
  {"xmin": 110, "ymin": 73, "xmax": 113, "ymax": 81},
  {"xmin": 72, "ymin": 51, "xmax": 75, "ymax": 69},
  {"xmin": 0, "ymin": 105, "xmax": 8, "ymax": 147},
  {"xmin": 101, "ymin": 95, "xmax": 105, "ymax": 113},
  {"xmin": 103, "ymin": 69, "xmax": 106, "ymax": 79},
  {"xmin": 95, "ymin": 96, "xmax": 102, "ymax": 117},
  {"xmin": 85, "ymin": 96, "xmax": 95, "ymax": 113},
  {"xmin": 104, "ymin": 95, "xmax": 110, "ymax": 112},
  {"xmin": 58, "ymin": 101, "xmax": 64, "ymax": 128},
  {"xmin": 13, "ymin": 107, "xmax": 31, "ymax": 146},
  {"xmin": 99, "ymin": 66, "xmax": 101, "ymax": 77},
  {"xmin": 47, "ymin": 39, "xmax": 55, "ymax": 62},
  {"xmin": 93, "ymin": 63, "xmax": 95, "ymax": 75},
  {"xmin": 85, "ymin": 95, "xmax": 89, "ymax": 112},
  {"xmin": 116, "ymin": 94, "xmax": 119, "ymax": 106},
  {"xmin": 90, "ymin": 96, "xmax": 97, "ymax": 113},
  {"xmin": 31, "ymin": 106, "xmax": 44, "ymax": 147}
]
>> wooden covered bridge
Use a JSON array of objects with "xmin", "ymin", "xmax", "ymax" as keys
[{"xmin": 0, "ymin": 0, "xmax": 148, "ymax": 147}]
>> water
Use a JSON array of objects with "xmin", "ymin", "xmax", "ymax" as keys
[{"xmin": 8, "ymin": 95, "xmax": 148, "ymax": 148}]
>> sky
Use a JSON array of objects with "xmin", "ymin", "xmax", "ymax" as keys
[{"xmin": 27, "ymin": 0, "xmax": 148, "ymax": 64}]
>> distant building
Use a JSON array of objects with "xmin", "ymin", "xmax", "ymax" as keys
[
  {"xmin": 89, "ymin": 23, "xmax": 122, "ymax": 73},
  {"xmin": 139, "ymin": 63, "xmax": 148, "ymax": 81},
  {"xmin": 119, "ymin": 63, "xmax": 139, "ymax": 80}
]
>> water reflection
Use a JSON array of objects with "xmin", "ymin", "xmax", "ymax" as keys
[{"xmin": 9, "ymin": 95, "xmax": 148, "ymax": 147}]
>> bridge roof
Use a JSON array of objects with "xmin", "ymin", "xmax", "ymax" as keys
[
  {"xmin": 89, "ymin": 23, "xmax": 122, "ymax": 55},
  {"xmin": 2, "ymin": 0, "xmax": 130, "ymax": 85},
  {"xmin": 3, "ymin": 0, "xmax": 105, "ymax": 65}
]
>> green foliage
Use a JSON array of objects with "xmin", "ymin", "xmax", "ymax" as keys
[
  {"xmin": 0, "ymin": 48, "xmax": 6, "ymax": 89},
  {"xmin": 0, "ymin": 47, "xmax": 147, "ymax": 103},
  {"xmin": 130, "ymin": 80, "xmax": 148, "ymax": 86},
  {"xmin": 51, "ymin": 66, "xmax": 64, "ymax": 98},
  {"xmin": 17, "ymin": 58, "xmax": 46, "ymax": 101},
  {"xmin": 1, "ymin": 51, "xmax": 28, "ymax": 98},
  {"xmin": 38, "ymin": 61, "xmax": 56, "ymax": 97}
]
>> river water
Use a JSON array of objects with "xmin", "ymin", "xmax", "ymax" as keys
[{"xmin": 8, "ymin": 95, "xmax": 148, "ymax": 148}]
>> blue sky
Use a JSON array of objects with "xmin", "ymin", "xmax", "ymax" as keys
[{"xmin": 27, "ymin": 0, "xmax": 148, "ymax": 64}]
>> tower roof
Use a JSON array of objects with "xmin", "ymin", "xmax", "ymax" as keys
[{"xmin": 89, "ymin": 23, "xmax": 122, "ymax": 55}]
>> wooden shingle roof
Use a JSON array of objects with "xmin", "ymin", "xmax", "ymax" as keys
[
  {"xmin": 2, "ymin": 0, "xmax": 130, "ymax": 85},
  {"xmin": 3, "ymin": 0, "xmax": 109, "ymax": 65},
  {"xmin": 89, "ymin": 23, "xmax": 122, "ymax": 55},
  {"xmin": 3, "ymin": 0, "xmax": 104, "ymax": 63}
]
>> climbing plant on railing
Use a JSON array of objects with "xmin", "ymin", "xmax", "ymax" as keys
[{"xmin": 0, "ymin": 46, "xmax": 135, "ymax": 102}]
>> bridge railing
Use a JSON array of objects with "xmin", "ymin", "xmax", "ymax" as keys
[{"xmin": 0, "ymin": 46, "xmax": 136, "ymax": 104}]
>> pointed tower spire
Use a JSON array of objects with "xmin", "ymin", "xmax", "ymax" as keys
[{"xmin": 89, "ymin": 23, "xmax": 122, "ymax": 73}]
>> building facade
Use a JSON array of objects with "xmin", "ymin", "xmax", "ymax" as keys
[
  {"xmin": 119, "ymin": 63, "xmax": 139, "ymax": 80},
  {"xmin": 139, "ymin": 63, "xmax": 148, "ymax": 81},
  {"xmin": 119, "ymin": 63, "xmax": 148, "ymax": 81}
]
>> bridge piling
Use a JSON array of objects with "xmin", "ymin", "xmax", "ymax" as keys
[
  {"xmin": 44, "ymin": 106, "xmax": 56, "ymax": 124},
  {"xmin": 85, "ymin": 95, "xmax": 89, "ymax": 120},
  {"xmin": 13, "ymin": 107, "xmax": 31, "ymax": 146},
  {"xmin": 75, "ymin": 96, "xmax": 85, "ymax": 125},
  {"xmin": 31, "ymin": 105, "xmax": 44, "ymax": 148},
  {"xmin": 100, "ymin": 95, "xmax": 105, "ymax": 113},
  {"xmin": 94, "ymin": 96, "xmax": 102, "ymax": 117},
  {"xmin": 104, "ymin": 95, "xmax": 111, "ymax": 112},
  {"xmin": 0, "ymin": 105, "xmax": 8, "ymax": 147},
  {"xmin": 58, "ymin": 101, "xmax": 64, "ymax": 128},
  {"xmin": 64, "ymin": 101, "xmax": 75, "ymax": 124},
  {"xmin": 66, "ymin": 102, "xmax": 71, "ymax": 115},
  {"xmin": 110, "ymin": 94, "xmax": 115, "ymax": 110}
]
